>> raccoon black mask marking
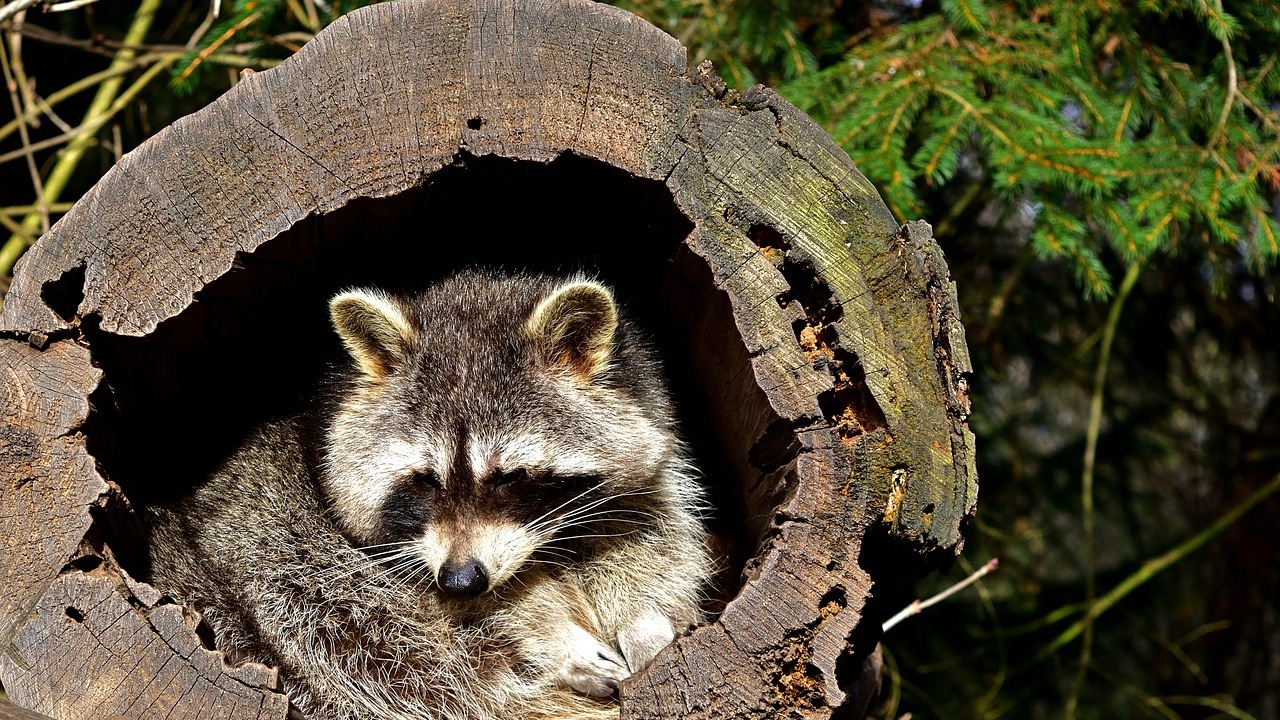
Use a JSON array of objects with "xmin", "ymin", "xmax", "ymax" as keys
[{"xmin": 147, "ymin": 271, "xmax": 711, "ymax": 720}]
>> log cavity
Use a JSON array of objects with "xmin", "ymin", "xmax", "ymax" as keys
[{"xmin": 80, "ymin": 153, "xmax": 762, "ymax": 605}]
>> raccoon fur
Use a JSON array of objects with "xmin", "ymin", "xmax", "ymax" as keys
[{"xmin": 146, "ymin": 271, "xmax": 711, "ymax": 720}]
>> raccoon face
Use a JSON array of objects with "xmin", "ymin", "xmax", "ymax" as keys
[{"xmin": 321, "ymin": 273, "xmax": 676, "ymax": 599}]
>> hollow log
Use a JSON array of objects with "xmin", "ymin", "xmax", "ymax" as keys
[{"xmin": 0, "ymin": 0, "xmax": 976, "ymax": 718}]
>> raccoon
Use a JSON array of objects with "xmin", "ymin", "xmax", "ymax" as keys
[{"xmin": 146, "ymin": 271, "xmax": 711, "ymax": 720}]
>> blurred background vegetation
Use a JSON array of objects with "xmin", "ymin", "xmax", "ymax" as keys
[{"xmin": 2, "ymin": 0, "xmax": 1278, "ymax": 718}]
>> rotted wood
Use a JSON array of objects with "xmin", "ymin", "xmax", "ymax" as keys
[{"xmin": 0, "ymin": 0, "xmax": 975, "ymax": 718}]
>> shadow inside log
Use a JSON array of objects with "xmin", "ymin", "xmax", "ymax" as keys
[{"xmin": 80, "ymin": 152, "xmax": 786, "ymax": 611}]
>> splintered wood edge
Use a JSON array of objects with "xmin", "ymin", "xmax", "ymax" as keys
[
  {"xmin": 0, "ymin": 0, "xmax": 975, "ymax": 717},
  {"xmin": 0, "ymin": 340, "xmax": 289, "ymax": 719},
  {"xmin": 0, "ymin": 340, "xmax": 103, "ymax": 638}
]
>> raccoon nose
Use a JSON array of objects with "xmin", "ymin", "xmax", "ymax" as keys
[{"xmin": 437, "ymin": 559, "xmax": 489, "ymax": 599}]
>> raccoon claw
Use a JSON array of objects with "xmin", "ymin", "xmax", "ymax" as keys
[
  {"xmin": 617, "ymin": 614, "xmax": 675, "ymax": 673},
  {"xmin": 562, "ymin": 649, "xmax": 628, "ymax": 698},
  {"xmin": 559, "ymin": 626, "xmax": 629, "ymax": 698}
]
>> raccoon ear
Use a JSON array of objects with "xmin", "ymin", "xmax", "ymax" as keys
[
  {"xmin": 330, "ymin": 289, "xmax": 417, "ymax": 378},
  {"xmin": 526, "ymin": 280, "xmax": 618, "ymax": 379}
]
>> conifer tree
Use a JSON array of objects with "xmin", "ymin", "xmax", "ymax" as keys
[{"xmin": 624, "ymin": 0, "xmax": 1280, "ymax": 297}]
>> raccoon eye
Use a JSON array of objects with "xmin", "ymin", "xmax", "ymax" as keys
[
  {"xmin": 493, "ymin": 468, "xmax": 531, "ymax": 487},
  {"xmin": 557, "ymin": 473, "xmax": 603, "ymax": 490},
  {"xmin": 411, "ymin": 470, "xmax": 442, "ymax": 489}
]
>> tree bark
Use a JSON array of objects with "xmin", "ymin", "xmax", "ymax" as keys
[{"xmin": 0, "ymin": 0, "xmax": 975, "ymax": 718}]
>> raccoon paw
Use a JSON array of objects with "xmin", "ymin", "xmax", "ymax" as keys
[
  {"xmin": 559, "ymin": 624, "xmax": 629, "ymax": 698},
  {"xmin": 617, "ymin": 614, "xmax": 675, "ymax": 673}
]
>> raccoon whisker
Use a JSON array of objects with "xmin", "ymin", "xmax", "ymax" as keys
[
  {"xmin": 315, "ymin": 545, "xmax": 421, "ymax": 580},
  {"xmin": 361, "ymin": 548, "xmax": 428, "ymax": 566},
  {"xmin": 532, "ymin": 545, "xmax": 575, "ymax": 559},
  {"xmin": 315, "ymin": 554, "xmax": 397, "ymax": 582},
  {"xmin": 527, "ymin": 495, "xmax": 641, "ymax": 537},
  {"xmin": 385, "ymin": 567, "xmax": 430, "ymax": 594},
  {"xmin": 543, "ymin": 522, "xmax": 654, "ymax": 541},
  {"xmin": 489, "ymin": 575, "xmax": 526, "ymax": 602},
  {"xmin": 365, "ymin": 546, "xmax": 425, "ymax": 559},
  {"xmin": 342, "ymin": 558, "xmax": 408, "ymax": 589},
  {"xmin": 542, "ymin": 489, "xmax": 662, "ymax": 528},
  {"xmin": 375, "ymin": 557, "xmax": 430, "ymax": 592},
  {"xmin": 522, "ymin": 478, "xmax": 617, "ymax": 533},
  {"xmin": 332, "ymin": 547, "xmax": 422, "ymax": 575},
  {"xmin": 374, "ymin": 557, "xmax": 430, "ymax": 586},
  {"xmin": 345, "ymin": 549, "xmax": 424, "ymax": 586},
  {"xmin": 532, "ymin": 512, "xmax": 660, "ymax": 542},
  {"xmin": 514, "ymin": 552, "xmax": 575, "ymax": 577},
  {"xmin": 557, "ymin": 486, "xmax": 658, "ymax": 515},
  {"xmin": 547, "ymin": 508, "xmax": 660, "ymax": 526},
  {"xmin": 407, "ymin": 568, "xmax": 435, "ymax": 596},
  {"xmin": 525, "ymin": 558, "xmax": 573, "ymax": 573},
  {"xmin": 573, "ymin": 499, "xmax": 660, "ymax": 509},
  {"xmin": 382, "ymin": 553, "xmax": 429, "ymax": 582},
  {"xmin": 540, "ymin": 519, "xmax": 656, "ymax": 540},
  {"xmin": 355, "ymin": 540, "xmax": 423, "ymax": 552},
  {"xmin": 529, "ymin": 547, "xmax": 576, "ymax": 565},
  {"xmin": 320, "ymin": 556, "xmax": 410, "ymax": 583},
  {"xmin": 548, "ymin": 530, "xmax": 638, "ymax": 543},
  {"xmin": 522, "ymin": 558, "xmax": 574, "ymax": 580}
]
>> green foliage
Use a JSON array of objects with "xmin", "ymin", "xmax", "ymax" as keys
[
  {"xmin": 615, "ymin": 0, "xmax": 837, "ymax": 85},
  {"xmin": 633, "ymin": 0, "xmax": 1280, "ymax": 299}
]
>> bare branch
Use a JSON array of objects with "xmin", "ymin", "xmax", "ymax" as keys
[{"xmin": 882, "ymin": 558, "xmax": 999, "ymax": 632}]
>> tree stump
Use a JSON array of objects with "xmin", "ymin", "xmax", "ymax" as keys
[{"xmin": 0, "ymin": 0, "xmax": 976, "ymax": 718}]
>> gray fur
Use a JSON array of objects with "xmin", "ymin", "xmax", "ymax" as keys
[{"xmin": 147, "ymin": 271, "xmax": 711, "ymax": 720}]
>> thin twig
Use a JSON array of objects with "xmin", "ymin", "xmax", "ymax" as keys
[
  {"xmin": 301, "ymin": 0, "xmax": 320, "ymax": 32},
  {"xmin": 0, "ymin": 126, "xmax": 79, "ymax": 164},
  {"xmin": 1, "ymin": 13, "xmax": 50, "ymax": 237},
  {"xmin": 0, "ymin": 209, "xmax": 31, "ymax": 237},
  {"xmin": 8, "ymin": 14, "xmax": 35, "ymax": 127},
  {"xmin": 1205, "ymin": 0, "xmax": 1238, "ymax": 149},
  {"xmin": 0, "ymin": 0, "xmax": 40, "ymax": 25},
  {"xmin": 981, "ymin": 240, "xmax": 1034, "ymax": 341},
  {"xmin": 882, "ymin": 558, "xmax": 1000, "ymax": 632},
  {"xmin": 10, "ymin": 20, "xmax": 307, "ymax": 59},
  {"xmin": 1048, "ymin": 473, "xmax": 1280, "ymax": 654},
  {"xmin": 1161, "ymin": 695, "xmax": 1259, "ymax": 720},
  {"xmin": 284, "ymin": 0, "xmax": 317, "ymax": 32},
  {"xmin": 0, "ymin": 52, "xmax": 163, "ymax": 143},
  {"xmin": 45, "ymin": 0, "xmax": 100, "ymax": 11},
  {"xmin": 0, "ymin": 202, "xmax": 73, "ymax": 215},
  {"xmin": 0, "ymin": 56, "xmax": 172, "ymax": 166},
  {"xmin": 8, "ymin": 20, "xmax": 193, "ymax": 55},
  {"xmin": 0, "ymin": 0, "xmax": 163, "ymax": 275},
  {"xmin": 1067, "ymin": 261, "xmax": 1141, "ymax": 718},
  {"xmin": 932, "ymin": 180, "xmax": 984, "ymax": 239},
  {"xmin": 187, "ymin": 0, "xmax": 219, "ymax": 49},
  {"xmin": 32, "ymin": 92, "xmax": 74, "ymax": 133}
]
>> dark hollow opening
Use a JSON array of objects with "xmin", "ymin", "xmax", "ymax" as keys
[{"xmin": 82, "ymin": 152, "xmax": 782, "ymax": 614}]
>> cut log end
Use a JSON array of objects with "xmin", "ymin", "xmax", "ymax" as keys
[{"xmin": 0, "ymin": 0, "xmax": 975, "ymax": 718}]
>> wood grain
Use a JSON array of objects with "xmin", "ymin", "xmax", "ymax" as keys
[{"xmin": 0, "ymin": 0, "xmax": 975, "ymax": 717}]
